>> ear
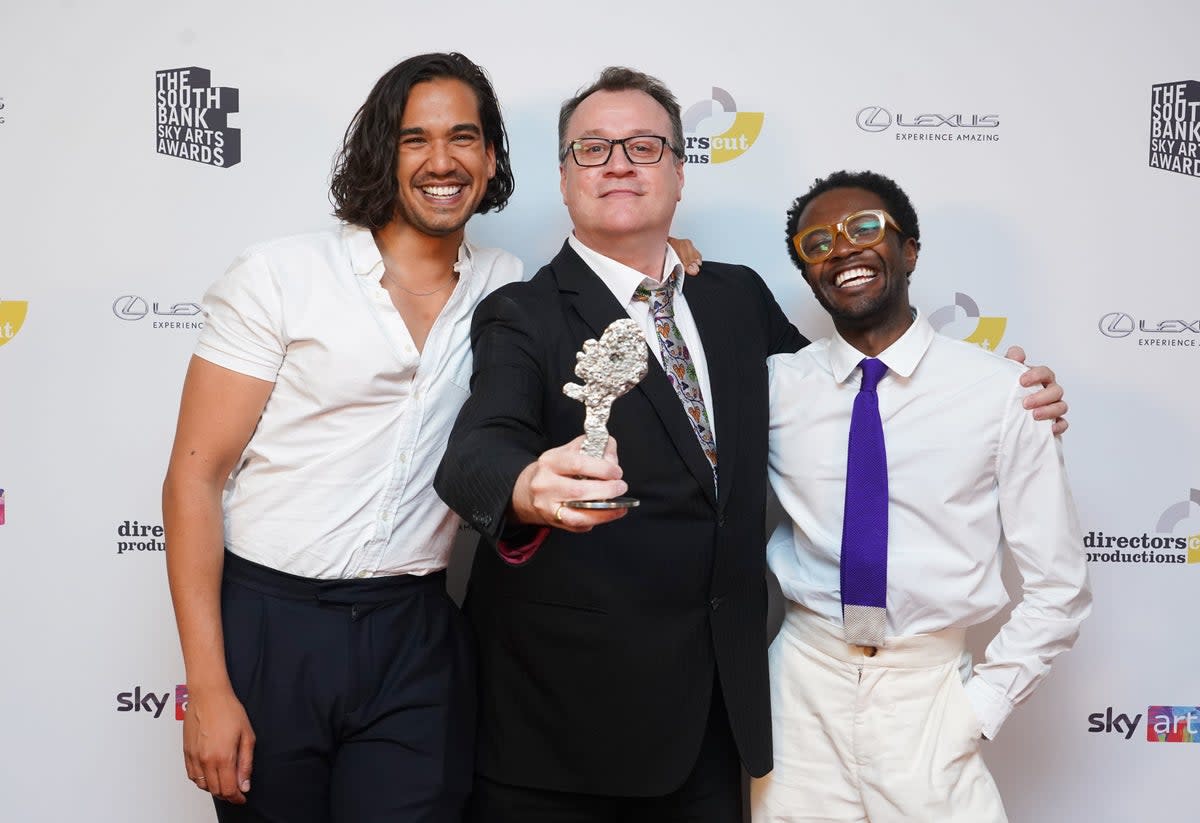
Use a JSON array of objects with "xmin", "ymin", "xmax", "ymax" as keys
[
  {"xmin": 559, "ymin": 163, "xmax": 568, "ymax": 205},
  {"xmin": 902, "ymin": 237, "xmax": 919, "ymax": 275},
  {"xmin": 485, "ymin": 141, "xmax": 496, "ymax": 181},
  {"xmin": 674, "ymin": 157, "xmax": 685, "ymax": 202}
]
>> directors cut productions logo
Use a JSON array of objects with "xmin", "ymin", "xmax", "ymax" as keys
[
  {"xmin": 116, "ymin": 519, "xmax": 166, "ymax": 556},
  {"xmin": 1149, "ymin": 81, "xmax": 1200, "ymax": 179},
  {"xmin": 1097, "ymin": 310, "xmax": 1198, "ymax": 349},
  {"xmin": 1088, "ymin": 705, "xmax": 1199, "ymax": 743},
  {"xmin": 0, "ymin": 300, "xmax": 28, "ymax": 348},
  {"xmin": 856, "ymin": 105, "xmax": 1000, "ymax": 143},
  {"xmin": 155, "ymin": 66, "xmax": 241, "ymax": 168},
  {"xmin": 680, "ymin": 87, "xmax": 763, "ymax": 165},
  {"xmin": 928, "ymin": 292, "xmax": 1007, "ymax": 350},
  {"xmin": 1086, "ymin": 488, "xmax": 1200, "ymax": 566},
  {"xmin": 112, "ymin": 295, "xmax": 204, "ymax": 330}
]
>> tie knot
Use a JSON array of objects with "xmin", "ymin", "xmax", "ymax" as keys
[
  {"xmin": 859, "ymin": 358, "xmax": 887, "ymax": 392},
  {"xmin": 633, "ymin": 272, "xmax": 678, "ymax": 317}
]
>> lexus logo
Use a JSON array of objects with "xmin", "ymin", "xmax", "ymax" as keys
[
  {"xmin": 113, "ymin": 295, "xmax": 149, "ymax": 321},
  {"xmin": 1098, "ymin": 312, "xmax": 1135, "ymax": 338},
  {"xmin": 856, "ymin": 106, "xmax": 892, "ymax": 133}
]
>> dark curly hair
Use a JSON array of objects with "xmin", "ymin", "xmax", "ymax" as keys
[
  {"xmin": 330, "ymin": 53, "xmax": 514, "ymax": 229},
  {"xmin": 784, "ymin": 170, "xmax": 920, "ymax": 274}
]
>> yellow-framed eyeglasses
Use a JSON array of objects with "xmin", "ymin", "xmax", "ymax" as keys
[{"xmin": 792, "ymin": 209, "xmax": 902, "ymax": 264}]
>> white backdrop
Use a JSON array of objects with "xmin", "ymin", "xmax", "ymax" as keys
[{"xmin": 1, "ymin": 2, "xmax": 1198, "ymax": 821}]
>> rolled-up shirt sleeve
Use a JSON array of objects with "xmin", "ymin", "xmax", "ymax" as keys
[{"xmin": 194, "ymin": 249, "xmax": 286, "ymax": 382}]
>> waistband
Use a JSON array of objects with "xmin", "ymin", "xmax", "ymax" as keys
[
  {"xmin": 222, "ymin": 550, "xmax": 446, "ymax": 605},
  {"xmin": 780, "ymin": 602, "xmax": 965, "ymax": 668}
]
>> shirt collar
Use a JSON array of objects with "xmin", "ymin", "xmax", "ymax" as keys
[
  {"xmin": 828, "ymin": 307, "xmax": 935, "ymax": 384},
  {"xmin": 567, "ymin": 233, "xmax": 684, "ymax": 305},
  {"xmin": 343, "ymin": 222, "xmax": 477, "ymax": 282}
]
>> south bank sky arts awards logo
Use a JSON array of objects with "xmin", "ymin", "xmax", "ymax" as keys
[
  {"xmin": 928, "ymin": 292, "xmax": 1006, "ymax": 350},
  {"xmin": 856, "ymin": 105, "xmax": 999, "ymax": 143},
  {"xmin": 1097, "ymin": 310, "xmax": 1198, "ymax": 349},
  {"xmin": 156, "ymin": 67, "xmax": 241, "ymax": 167},
  {"xmin": 680, "ymin": 87, "xmax": 763, "ymax": 165},
  {"xmin": 0, "ymin": 300, "xmax": 28, "ymax": 348},
  {"xmin": 1149, "ymin": 81, "xmax": 1200, "ymax": 178},
  {"xmin": 1085, "ymin": 488, "xmax": 1200, "ymax": 566}
]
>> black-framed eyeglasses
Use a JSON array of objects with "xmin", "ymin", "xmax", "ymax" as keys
[
  {"xmin": 567, "ymin": 135, "xmax": 674, "ymax": 167},
  {"xmin": 791, "ymin": 209, "xmax": 903, "ymax": 264}
]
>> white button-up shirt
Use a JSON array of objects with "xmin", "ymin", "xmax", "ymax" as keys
[
  {"xmin": 195, "ymin": 224, "xmax": 523, "ymax": 579},
  {"xmin": 766, "ymin": 310, "xmax": 1091, "ymax": 738}
]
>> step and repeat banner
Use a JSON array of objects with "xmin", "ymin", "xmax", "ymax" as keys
[{"xmin": 1, "ymin": 2, "xmax": 1197, "ymax": 821}]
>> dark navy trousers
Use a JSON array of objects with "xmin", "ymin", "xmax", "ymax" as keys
[{"xmin": 214, "ymin": 551, "xmax": 475, "ymax": 823}]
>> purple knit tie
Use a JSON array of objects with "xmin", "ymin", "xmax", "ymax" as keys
[{"xmin": 841, "ymin": 358, "xmax": 888, "ymax": 649}]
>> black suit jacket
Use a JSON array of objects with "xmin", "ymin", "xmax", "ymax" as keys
[{"xmin": 435, "ymin": 242, "xmax": 807, "ymax": 796}]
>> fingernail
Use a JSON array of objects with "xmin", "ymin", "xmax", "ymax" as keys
[{"xmin": 241, "ymin": 780, "xmax": 251, "ymax": 792}]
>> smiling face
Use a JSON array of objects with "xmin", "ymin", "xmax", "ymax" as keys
[
  {"xmin": 391, "ymin": 77, "xmax": 496, "ymax": 238},
  {"xmin": 795, "ymin": 187, "xmax": 918, "ymax": 335},
  {"xmin": 559, "ymin": 89, "xmax": 684, "ymax": 254}
]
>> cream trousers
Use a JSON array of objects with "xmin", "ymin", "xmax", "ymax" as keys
[{"xmin": 750, "ymin": 604, "xmax": 1007, "ymax": 823}]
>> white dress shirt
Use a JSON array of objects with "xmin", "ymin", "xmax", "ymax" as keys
[
  {"xmin": 766, "ymin": 310, "xmax": 1091, "ymax": 738},
  {"xmin": 567, "ymin": 234, "xmax": 716, "ymax": 441},
  {"xmin": 195, "ymin": 224, "xmax": 523, "ymax": 579}
]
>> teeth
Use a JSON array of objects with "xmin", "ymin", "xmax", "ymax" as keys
[
  {"xmin": 835, "ymin": 267, "xmax": 877, "ymax": 288},
  {"xmin": 422, "ymin": 185, "xmax": 462, "ymax": 197}
]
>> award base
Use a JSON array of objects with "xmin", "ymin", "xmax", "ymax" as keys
[{"xmin": 564, "ymin": 496, "xmax": 640, "ymax": 510}]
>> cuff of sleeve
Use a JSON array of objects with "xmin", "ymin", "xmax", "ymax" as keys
[
  {"xmin": 497, "ymin": 527, "xmax": 550, "ymax": 566},
  {"xmin": 963, "ymin": 675, "xmax": 1015, "ymax": 741}
]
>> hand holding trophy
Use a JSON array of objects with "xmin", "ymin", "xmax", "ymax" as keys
[{"xmin": 562, "ymin": 318, "xmax": 648, "ymax": 509}]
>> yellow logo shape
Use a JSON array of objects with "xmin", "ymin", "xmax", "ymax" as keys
[
  {"xmin": 963, "ymin": 317, "xmax": 1007, "ymax": 351},
  {"xmin": 710, "ymin": 112, "xmax": 764, "ymax": 164},
  {"xmin": 1188, "ymin": 533, "xmax": 1200, "ymax": 564},
  {"xmin": 0, "ymin": 300, "xmax": 28, "ymax": 348}
]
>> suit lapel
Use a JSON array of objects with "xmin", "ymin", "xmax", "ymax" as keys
[
  {"xmin": 550, "ymin": 243, "xmax": 719, "ymax": 509},
  {"xmin": 682, "ymin": 272, "xmax": 739, "ymax": 512}
]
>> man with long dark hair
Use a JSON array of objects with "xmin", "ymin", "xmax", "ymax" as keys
[{"xmin": 163, "ymin": 52, "xmax": 520, "ymax": 822}]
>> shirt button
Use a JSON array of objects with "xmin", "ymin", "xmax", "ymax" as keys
[
  {"xmin": 356, "ymin": 570, "xmax": 371, "ymax": 579},
  {"xmin": 398, "ymin": 451, "xmax": 409, "ymax": 463},
  {"xmin": 404, "ymin": 344, "xmax": 414, "ymax": 354}
]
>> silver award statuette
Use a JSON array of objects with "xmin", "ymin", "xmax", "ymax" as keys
[{"xmin": 561, "ymin": 318, "xmax": 649, "ymax": 509}]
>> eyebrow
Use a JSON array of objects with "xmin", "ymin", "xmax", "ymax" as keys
[
  {"xmin": 398, "ymin": 123, "xmax": 483, "ymax": 137},
  {"xmin": 574, "ymin": 128, "xmax": 657, "ymax": 138}
]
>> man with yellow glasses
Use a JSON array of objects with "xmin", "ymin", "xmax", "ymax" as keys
[{"xmin": 752, "ymin": 170, "xmax": 1091, "ymax": 823}]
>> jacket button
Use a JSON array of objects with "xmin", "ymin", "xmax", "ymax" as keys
[
  {"xmin": 717, "ymin": 515, "xmax": 727, "ymax": 527},
  {"xmin": 709, "ymin": 597, "xmax": 722, "ymax": 611}
]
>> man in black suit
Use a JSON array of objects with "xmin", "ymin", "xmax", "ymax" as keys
[{"xmin": 435, "ymin": 68, "xmax": 1066, "ymax": 822}]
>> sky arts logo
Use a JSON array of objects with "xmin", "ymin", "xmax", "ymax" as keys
[
  {"xmin": 1086, "ymin": 488, "xmax": 1200, "ymax": 565},
  {"xmin": 117, "ymin": 684, "xmax": 187, "ymax": 720},
  {"xmin": 156, "ymin": 67, "xmax": 241, "ymax": 168},
  {"xmin": 680, "ymin": 87, "xmax": 763, "ymax": 165},
  {"xmin": 1097, "ymin": 311, "xmax": 1198, "ymax": 349},
  {"xmin": 0, "ymin": 300, "xmax": 28, "ymax": 348},
  {"xmin": 1088, "ymin": 706, "xmax": 1199, "ymax": 743},
  {"xmin": 855, "ymin": 106, "xmax": 999, "ymax": 143},
  {"xmin": 112, "ymin": 295, "xmax": 204, "ymax": 330},
  {"xmin": 928, "ymin": 292, "xmax": 1006, "ymax": 350},
  {"xmin": 0, "ymin": 488, "xmax": 6, "ymax": 526},
  {"xmin": 1149, "ymin": 81, "xmax": 1200, "ymax": 179}
]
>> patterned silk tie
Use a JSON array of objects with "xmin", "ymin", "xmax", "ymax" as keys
[
  {"xmin": 841, "ymin": 358, "xmax": 889, "ymax": 649},
  {"xmin": 633, "ymin": 274, "xmax": 718, "ymax": 486}
]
